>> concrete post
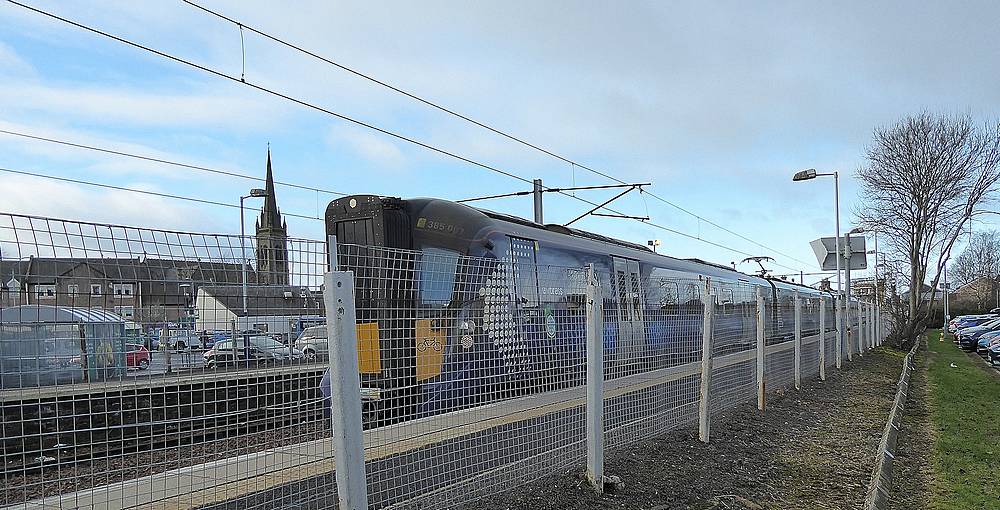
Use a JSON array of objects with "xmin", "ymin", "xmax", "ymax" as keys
[
  {"xmin": 585, "ymin": 264, "xmax": 605, "ymax": 492},
  {"xmin": 698, "ymin": 278, "xmax": 715, "ymax": 443},
  {"xmin": 794, "ymin": 291, "xmax": 801, "ymax": 390},
  {"xmin": 324, "ymin": 235, "xmax": 369, "ymax": 510},
  {"xmin": 819, "ymin": 295, "xmax": 826, "ymax": 381},
  {"xmin": 757, "ymin": 288, "xmax": 766, "ymax": 412}
]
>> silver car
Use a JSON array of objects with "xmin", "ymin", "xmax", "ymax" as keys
[
  {"xmin": 249, "ymin": 335, "xmax": 305, "ymax": 363},
  {"xmin": 294, "ymin": 325, "xmax": 327, "ymax": 361},
  {"xmin": 167, "ymin": 332, "xmax": 203, "ymax": 350}
]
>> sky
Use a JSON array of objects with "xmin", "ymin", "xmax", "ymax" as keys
[{"xmin": 2, "ymin": 0, "xmax": 999, "ymax": 285}]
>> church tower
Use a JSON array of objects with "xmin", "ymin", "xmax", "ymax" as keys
[{"xmin": 255, "ymin": 149, "xmax": 289, "ymax": 285}]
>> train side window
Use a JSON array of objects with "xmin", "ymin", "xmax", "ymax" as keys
[
  {"xmin": 418, "ymin": 247, "xmax": 460, "ymax": 306},
  {"xmin": 716, "ymin": 288, "xmax": 734, "ymax": 313},
  {"xmin": 653, "ymin": 280, "xmax": 680, "ymax": 314},
  {"xmin": 682, "ymin": 283, "xmax": 701, "ymax": 314}
]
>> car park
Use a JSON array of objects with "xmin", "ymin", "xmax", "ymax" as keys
[
  {"xmin": 125, "ymin": 343, "xmax": 151, "ymax": 370},
  {"xmin": 953, "ymin": 315, "xmax": 997, "ymax": 336},
  {"xmin": 293, "ymin": 325, "xmax": 327, "ymax": 361}
]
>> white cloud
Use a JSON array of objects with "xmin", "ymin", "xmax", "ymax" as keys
[
  {"xmin": 0, "ymin": 174, "xmax": 221, "ymax": 233},
  {"xmin": 326, "ymin": 125, "xmax": 405, "ymax": 169},
  {"xmin": 0, "ymin": 41, "xmax": 33, "ymax": 77},
  {"xmin": 0, "ymin": 82, "xmax": 286, "ymax": 131}
]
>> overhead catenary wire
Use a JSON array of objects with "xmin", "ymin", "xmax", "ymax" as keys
[
  {"xmin": 0, "ymin": 166, "xmax": 323, "ymax": 221},
  {"xmin": 5, "ymin": 0, "xmax": 807, "ymax": 272},
  {"xmin": 0, "ymin": 128, "xmax": 348, "ymax": 197},
  {"xmin": 180, "ymin": 0, "xmax": 819, "ymax": 270},
  {"xmin": 0, "ymin": 129, "xmax": 776, "ymax": 266}
]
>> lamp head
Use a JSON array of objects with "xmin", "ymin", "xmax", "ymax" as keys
[
  {"xmin": 249, "ymin": 188, "xmax": 267, "ymax": 197},
  {"xmin": 792, "ymin": 168, "xmax": 817, "ymax": 182}
]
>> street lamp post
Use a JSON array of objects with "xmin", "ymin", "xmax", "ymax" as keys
[
  {"xmin": 792, "ymin": 168, "xmax": 844, "ymax": 364},
  {"xmin": 240, "ymin": 189, "xmax": 267, "ymax": 367},
  {"xmin": 240, "ymin": 188, "xmax": 267, "ymax": 315}
]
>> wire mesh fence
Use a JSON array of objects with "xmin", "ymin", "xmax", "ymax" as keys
[
  {"xmin": 0, "ymin": 212, "xmax": 880, "ymax": 510},
  {"xmin": 0, "ymin": 213, "xmax": 330, "ymax": 509}
]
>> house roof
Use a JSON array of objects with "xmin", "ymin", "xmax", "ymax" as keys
[
  {"xmin": 0, "ymin": 257, "xmax": 252, "ymax": 284},
  {"xmin": 199, "ymin": 285, "xmax": 322, "ymax": 317}
]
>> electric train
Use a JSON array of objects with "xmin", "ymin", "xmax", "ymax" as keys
[{"xmin": 320, "ymin": 195, "xmax": 830, "ymax": 422}]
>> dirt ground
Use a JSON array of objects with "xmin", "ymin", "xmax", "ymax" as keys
[
  {"xmin": 889, "ymin": 342, "xmax": 932, "ymax": 510},
  {"xmin": 458, "ymin": 349, "xmax": 906, "ymax": 510}
]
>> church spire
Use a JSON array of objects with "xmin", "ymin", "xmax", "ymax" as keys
[
  {"xmin": 260, "ymin": 148, "xmax": 282, "ymax": 230},
  {"xmin": 255, "ymin": 146, "xmax": 289, "ymax": 286}
]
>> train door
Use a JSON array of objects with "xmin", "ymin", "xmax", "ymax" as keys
[
  {"xmin": 611, "ymin": 257, "xmax": 646, "ymax": 375},
  {"xmin": 508, "ymin": 237, "xmax": 543, "ymax": 385}
]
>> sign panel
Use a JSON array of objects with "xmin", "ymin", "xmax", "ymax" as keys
[{"xmin": 810, "ymin": 236, "xmax": 867, "ymax": 271}]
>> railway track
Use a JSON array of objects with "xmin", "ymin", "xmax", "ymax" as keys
[
  {"xmin": 2, "ymin": 364, "xmax": 328, "ymax": 491},
  {"xmin": 4, "ymin": 402, "xmax": 327, "ymax": 478}
]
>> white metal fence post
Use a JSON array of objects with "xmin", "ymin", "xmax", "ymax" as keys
[
  {"xmin": 819, "ymin": 295, "xmax": 826, "ymax": 381},
  {"xmin": 757, "ymin": 288, "xmax": 766, "ymax": 412},
  {"xmin": 585, "ymin": 264, "xmax": 605, "ymax": 492},
  {"xmin": 877, "ymin": 304, "xmax": 882, "ymax": 346},
  {"xmin": 835, "ymin": 296, "xmax": 843, "ymax": 368},
  {"xmin": 861, "ymin": 303, "xmax": 867, "ymax": 351},
  {"xmin": 858, "ymin": 302, "xmax": 865, "ymax": 353},
  {"xmin": 871, "ymin": 303, "xmax": 876, "ymax": 349},
  {"xmin": 324, "ymin": 236, "xmax": 369, "ymax": 510},
  {"xmin": 698, "ymin": 278, "xmax": 715, "ymax": 443},
  {"xmin": 857, "ymin": 301, "xmax": 864, "ymax": 356},
  {"xmin": 846, "ymin": 298, "xmax": 854, "ymax": 362},
  {"xmin": 794, "ymin": 291, "xmax": 801, "ymax": 390}
]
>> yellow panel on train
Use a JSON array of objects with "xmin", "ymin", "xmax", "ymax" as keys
[
  {"xmin": 356, "ymin": 322, "xmax": 381, "ymax": 374},
  {"xmin": 415, "ymin": 319, "xmax": 446, "ymax": 382}
]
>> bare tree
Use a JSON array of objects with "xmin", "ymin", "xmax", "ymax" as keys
[
  {"xmin": 949, "ymin": 230, "xmax": 1000, "ymax": 309},
  {"xmin": 856, "ymin": 113, "xmax": 1000, "ymax": 347}
]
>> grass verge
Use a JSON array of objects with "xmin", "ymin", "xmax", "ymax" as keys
[{"xmin": 925, "ymin": 328, "xmax": 1000, "ymax": 509}]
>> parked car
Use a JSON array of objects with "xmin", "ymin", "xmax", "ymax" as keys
[
  {"xmin": 202, "ymin": 335, "xmax": 304, "ymax": 369},
  {"xmin": 976, "ymin": 330, "xmax": 1000, "ymax": 355},
  {"xmin": 167, "ymin": 332, "xmax": 204, "ymax": 350},
  {"xmin": 125, "ymin": 343, "xmax": 151, "ymax": 370},
  {"xmin": 988, "ymin": 340, "xmax": 1000, "ymax": 366},
  {"xmin": 294, "ymin": 325, "xmax": 327, "ymax": 361},
  {"xmin": 957, "ymin": 318, "xmax": 1000, "ymax": 351},
  {"xmin": 953, "ymin": 316, "xmax": 999, "ymax": 343}
]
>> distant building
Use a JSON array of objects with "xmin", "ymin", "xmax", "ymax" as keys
[
  {"xmin": 255, "ymin": 150, "xmax": 289, "ymax": 286},
  {"xmin": 1, "ymin": 262, "xmax": 26, "ymax": 307},
  {"xmin": 950, "ymin": 276, "xmax": 1000, "ymax": 309},
  {"xmin": 853, "ymin": 277, "xmax": 878, "ymax": 298},
  {"xmin": 195, "ymin": 285, "xmax": 322, "ymax": 341},
  {"xmin": 0, "ymin": 257, "xmax": 248, "ymax": 327}
]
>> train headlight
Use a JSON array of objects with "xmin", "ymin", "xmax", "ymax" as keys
[{"xmin": 461, "ymin": 335, "xmax": 474, "ymax": 350}]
